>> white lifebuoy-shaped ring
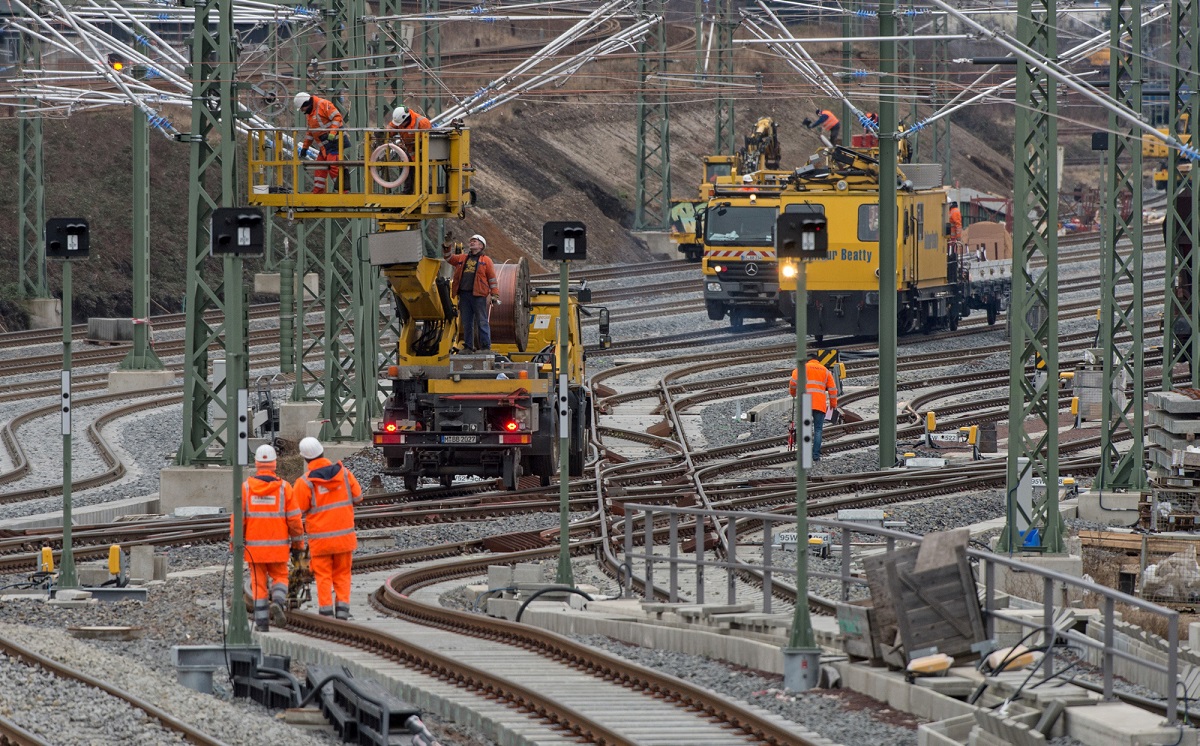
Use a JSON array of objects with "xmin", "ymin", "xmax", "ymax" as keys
[{"xmin": 369, "ymin": 141, "xmax": 410, "ymax": 189}]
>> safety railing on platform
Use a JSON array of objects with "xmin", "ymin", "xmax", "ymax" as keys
[
  {"xmin": 620, "ymin": 503, "xmax": 1182, "ymax": 724},
  {"xmin": 246, "ymin": 126, "xmax": 472, "ymax": 222}
]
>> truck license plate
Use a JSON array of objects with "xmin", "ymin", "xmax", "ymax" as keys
[{"xmin": 440, "ymin": 435, "xmax": 478, "ymax": 444}]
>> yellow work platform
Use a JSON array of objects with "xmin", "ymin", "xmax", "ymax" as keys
[{"xmin": 246, "ymin": 126, "xmax": 473, "ymax": 222}]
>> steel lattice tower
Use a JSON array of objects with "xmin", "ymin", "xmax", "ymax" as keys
[
  {"xmin": 635, "ymin": 0, "xmax": 670, "ymax": 230},
  {"xmin": 17, "ymin": 13, "xmax": 46, "ymax": 301},
  {"xmin": 177, "ymin": 0, "xmax": 241, "ymax": 465},
  {"xmin": 318, "ymin": 0, "xmax": 369, "ymax": 442},
  {"xmin": 1098, "ymin": 0, "xmax": 1146, "ymax": 490},
  {"xmin": 1000, "ymin": 0, "xmax": 1064, "ymax": 553},
  {"xmin": 421, "ymin": 0, "xmax": 444, "ymax": 256},
  {"xmin": 1164, "ymin": 0, "xmax": 1200, "ymax": 388},
  {"xmin": 714, "ymin": 0, "xmax": 735, "ymax": 155},
  {"xmin": 930, "ymin": 12, "xmax": 952, "ymax": 181}
]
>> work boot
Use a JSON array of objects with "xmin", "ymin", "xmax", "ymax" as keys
[
  {"xmin": 335, "ymin": 602, "xmax": 351, "ymax": 621},
  {"xmin": 255, "ymin": 621, "xmax": 270, "ymax": 633},
  {"xmin": 270, "ymin": 602, "xmax": 288, "ymax": 628}
]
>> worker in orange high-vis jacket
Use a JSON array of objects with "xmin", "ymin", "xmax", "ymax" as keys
[
  {"xmin": 789, "ymin": 356, "xmax": 839, "ymax": 461},
  {"xmin": 292, "ymin": 437, "xmax": 363, "ymax": 619},
  {"xmin": 295, "ymin": 92, "xmax": 344, "ymax": 194},
  {"xmin": 233, "ymin": 444, "xmax": 305, "ymax": 632},
  {"xmin": 806, "ymin": 108, "xmax": 841, "ymax": 146}
]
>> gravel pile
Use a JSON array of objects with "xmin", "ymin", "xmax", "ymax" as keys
[{"xmin": 0, "ymin": 650, "xmax": 189, "ymax": 745}]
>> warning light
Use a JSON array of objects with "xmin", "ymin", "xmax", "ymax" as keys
[
  {"xmin": 504, "ymin": 420, "xmax": 520, "ymax": 432},
  {"xmin": 107, "ymin": 52, "xmax": 126, "ymax": 71}
]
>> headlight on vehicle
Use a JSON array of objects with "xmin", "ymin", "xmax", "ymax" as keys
[
  {"xmin": 706, "ymin": 282, "xmax": 721, "ymax": 292},
  {"xmin": 780, "ymin": 263, "xmax": 798, "ymax": 279}
]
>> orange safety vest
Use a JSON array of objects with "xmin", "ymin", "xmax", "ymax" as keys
[
  {"xmin": 447, "ymin": 252, "xmax": 500, "ymax": 298},
  {"xmin": 790, "ymin": 361, "xmax": 838, "ymax": 413},
  {"xmin": 948, "ymin": 207, "xmax": 963, "ymax": 241},
  {"xmin": 302, "ymin": 96, "xmax": 344, "ymax": 150},
  {"xmin": 386, "ymin": 111, "xmax": 432, "ymax": 151},
  {"xmin": 232, "ymin": 471, "xmax": 304, "ymax": 564},
  {"xmin": 816, "ymin": 110, "xmax": 839, "ymax": 131},
  {"xmin": 293, "ymin": 458, "xmax": 362, "ymax": 556}
]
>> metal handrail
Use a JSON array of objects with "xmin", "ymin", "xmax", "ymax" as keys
[{"xmin": 621, "ymin": 503, "xmax": 1182, "ymax": 724}]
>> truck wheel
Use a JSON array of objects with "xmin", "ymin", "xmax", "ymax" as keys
[
  {"xmin": 986, "ymin": 300, "xmax": 998, "ymax": 326},
  {"xmin": 706, "ymin": 300, "xmax": 725, "ymax": 322},
  {"xmin": 403, "ymin": 474, "xmax": 418, "ymax": 492},
  {"xmin": 569, "ymin": 440, "xmax": 586, "ymax": 476},
  {"xmin": 530, "ymin": 454, "xmax": 554, "ymax": 487},
  {"xmin": 502, "ymin": 455, "xmax": 519, "ymax": 491}
]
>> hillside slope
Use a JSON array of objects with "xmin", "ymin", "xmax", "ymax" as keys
[{"xmin": 0, "ymin": 24, "xmax": 1018, "ymax": 330}]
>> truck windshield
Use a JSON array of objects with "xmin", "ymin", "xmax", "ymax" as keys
[{"xmin": 705, "ymin": 205, "xmax": 775, "ymax": 246}]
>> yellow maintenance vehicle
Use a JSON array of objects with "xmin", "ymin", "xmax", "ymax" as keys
[
  {"xmin": 776, "ymin": 142, "xmax": 969, "ymax": 340},
  {"xmin": 247, "ymin": 122, "xmax": 604, "ymax": 491},
  {"xmin": 699, "ymin": 118, "xmax": 793, "ymax": 328},
  {"xmin": 670, "ymin": 155, "xmax": 735, "ymax": 262}
]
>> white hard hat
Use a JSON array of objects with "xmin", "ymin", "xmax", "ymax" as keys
[
  {"xmin": 298, "ymin": 437, "xmax": 324, "ymax": 460},
  {"xmin": 294, "ymin": 92, "xmax": 312, "ymax": 110},
  {"xmin": 469, "ymin": 234, "xmax": 487, "ymax": 248},
  {"xmin": 255, "ymin": 444, "xmax": 277, "ymax": 463},
  {"xmin": 391, "ymin": 106, "xmax": 408, "ymax": 126}
]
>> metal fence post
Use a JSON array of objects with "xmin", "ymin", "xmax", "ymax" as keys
[
  {"xmin": 1103, "ymin": 596, "xmax": 1115, "ymax": 701},
  {"xmin": 1168, "ymin": 614, "xmax": 1179, "ymax": 725},
  {"xmin": 623, "ymin": 512, "xmax": 634, "ymax": 598},
  {"xmin": 840, "ymin": 527, "xmax": 851, "ymax": 603},
  {"xmin": 726, "ymin": 520, "xmax": 737, "ymax": 605},
  {"xmin": 985, "ymin": 559, "xmax": 996, "ymax": 640},
  {"xmin": 1043, "ymin": 576, "xmax": 1054, "ymax": 678},
  {"xmin": 763, "ymin": 521, "xmax": 774, "ymax": 614},
  {"xmin": 669, "ymin": 512, "xmax": 679, "ymax": 603},
  {"xmin": 644, "ymin": 509, "xmax": 655, "ymax": 596}
]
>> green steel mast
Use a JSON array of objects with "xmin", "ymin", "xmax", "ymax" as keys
[
  {"xmin": 1000, "ymin": 0, "xmax": 1063, "ymax": 553},
  {"xmin": 1098, "ymin": 0, "xmax": 1146, "ymax": 490}
]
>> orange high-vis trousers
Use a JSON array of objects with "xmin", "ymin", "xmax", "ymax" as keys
[
  {"xmin": 249, "ymin": 561, "xmax": 289, "ymax": 606},
  {"xmin": 309, "ymin": 552, "xmax": 353, "ymax": 614}
]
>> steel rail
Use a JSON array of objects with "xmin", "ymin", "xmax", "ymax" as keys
[{"xmin": 0, "ymin": 633, "xmax": 229, "ymax": 746}]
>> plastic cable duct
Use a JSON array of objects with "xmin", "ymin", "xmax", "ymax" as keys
[{"xmin": 491, "ymin": 257, "xmax": 531, "ymax": 351}]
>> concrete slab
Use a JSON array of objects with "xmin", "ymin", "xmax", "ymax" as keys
[
  {"xmin": 316, "ymin": 441, "xmax": 369, "ymax": 462},
  {"xmin": 0, "ymin": 494, "xmax": 160, "ymax": 531},
  {"xmin": 980, "ymin": 553, "xmax": 1082, "ymax": 605},
  {"xmin": 1075, "ymin": 488, "xmax": 1139, "ymax": 528},
  {"xmin": 26, "ymin": 298, "xmax": 61, "ymax": 329},
  {"xmin": 107, "ymin": 369, "xmax": 177, "ymax": 394},
  {"xmin": 159, "ymin": 465, "xmax": 236, "ymax": 514},
  {"xmin": 1149, "ymin": 390, "xmax": 1200, "ymax": 415},
  {"xmin": 279, "ymin": 401, "xmax": 322, "ymax": 442},
  {"xmin": 1063, "ymin": 701, "xmax": 1198, "ymax": 746}
]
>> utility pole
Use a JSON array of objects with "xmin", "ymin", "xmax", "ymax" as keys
[
  {"xmin": 119, "ymin": 109, "xmax": 164, "ymax": 373},
  {"xmin": 714, "ymin": 0, "xmax": 736, "ymax": 155},
  {"xmin": 18, "ymin": 8, "xmax": 47, "ymax": 304},
  {"xmin": 878, "ymin": 0, "xmax": 899, "ymax": 470}
]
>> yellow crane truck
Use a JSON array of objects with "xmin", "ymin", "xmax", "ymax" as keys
[{"xmin": 247, "ymin": 123, "xmax": 603, "ymax": 491}]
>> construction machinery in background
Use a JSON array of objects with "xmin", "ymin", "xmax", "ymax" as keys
[
  {"xmin": 669, "ymin": 155, "xmax": 735, "ymax": 262},
  {"xmin": 776, "ymin": 142, "xmax": 975, "ymax": 341},
  {"xmin": 248, "ymin": 124, "xmax": 606, "ymax": 491},
  {"xmin": 697, "ymin": 117, "xmax": 792, "ymax": 328}
]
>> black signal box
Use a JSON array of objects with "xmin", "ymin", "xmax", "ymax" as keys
[
  {"xmin": 542, "ymin": 221, "xmax": 587, "ymax": 261},
  {"xmin": 211, "ymin": 207, "xmax": 265, "ymax": 257},
  {"xmin": 776, "ymin": 212, "xmax": 828, "ymax": 259},
  {"xmin": 45, "ymin": 218, "xmax": 90, "ymax": 260}
]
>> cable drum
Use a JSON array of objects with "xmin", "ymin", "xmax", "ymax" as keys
[
  {"xmin": 369, "ymin": 142, "xmax": 411, "ymax": 189},
  {"xmin": 491, "ymin": 257, "xmax": 530, "ymax": 352}
]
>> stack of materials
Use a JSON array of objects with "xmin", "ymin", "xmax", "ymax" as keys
[
  {"xmin": 1073, "ymin": 349, "xmax": 1127, "ymax": 422},
  {"xmin": 1144, "ymin": 389, "xmax": 1200, "ymax": 531}
]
